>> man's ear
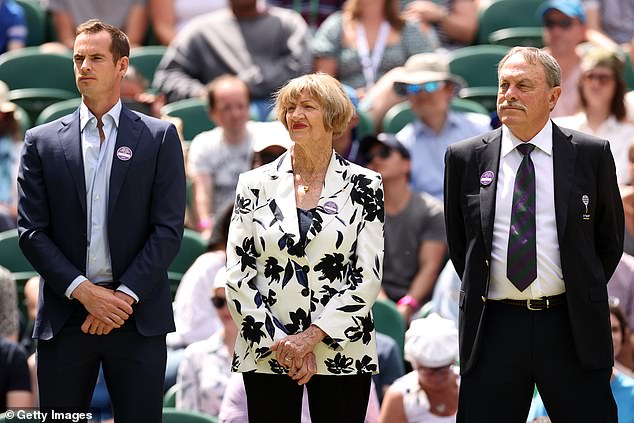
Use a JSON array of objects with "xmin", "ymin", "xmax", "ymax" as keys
[{"xmin": 549, "ymin": 86, "xmax": 562, "ymax": 111}]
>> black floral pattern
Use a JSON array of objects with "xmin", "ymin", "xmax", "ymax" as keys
[
  {"xmin": 344, "ymin": 312, "xmax": 374, "ymax": 345},
  {"xmin": 264, "ymin": 257, "xmax": 284, "ymax": 283},
  {"xmin": 236, "ymin": 237, "xmax": 259, "ymax": 272},
  {"xmin": 325, "ymin": 353, "xmax": 354, "ymax": 374},
  {"xmin": 241, "ymin": 315, "xmax": 266, "ymax": 347},
  {"xmin": 314, "ymin": 253, "xmax": 346, "ymax": 283}
]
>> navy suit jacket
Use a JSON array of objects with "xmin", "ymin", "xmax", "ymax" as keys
[
  {"xmin": 17, "ymin": 105, "xmax": 186, "ymax": 340},
  {"xmin": 444, "ymin": 123, "xmax": 624, "ymax": 374}
]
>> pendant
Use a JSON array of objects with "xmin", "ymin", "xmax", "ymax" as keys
[{"xmin": 303, "ymin": 185, "xmax": 309, "ymax": 193}]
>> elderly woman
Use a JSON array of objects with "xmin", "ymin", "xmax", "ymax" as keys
[
  {"xmin": 555, "ymin": 48, "xmax": 634, "ymax": 185},
  {"xmin": 379, "ymin": 314, "xmax": 459, "ymax": 423},
  {"xmin": 225, "ymin": 73, "xmax": 385, "ymax": 423}
]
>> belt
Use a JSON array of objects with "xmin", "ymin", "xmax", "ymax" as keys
[{"xmin": 495, "ymin": 293, "xmax": 566, "ymax": 311}]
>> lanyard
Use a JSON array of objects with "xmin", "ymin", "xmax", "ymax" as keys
[{"xmin": 356, "ymin": 20, "xmax": 390, "ymax": 90}]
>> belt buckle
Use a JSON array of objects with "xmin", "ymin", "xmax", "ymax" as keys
[{"xmin": 526, "ymin": 298, "xmax": 548, "ymax": 311}]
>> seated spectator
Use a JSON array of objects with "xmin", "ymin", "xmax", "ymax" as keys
[
  {"xmin": 333, "ymin": 84, "xmax": 363, "ymax": 164},
  {"xmin": 608, "ymin": 254, "xmax": 634, "ymax": 371},
  {"xmin": 0, "ymin": 0, "xmax": 27, "ymax": 54},
  {"xmin": 267, "ymin": 0, "xmax": 345, "ymax": 32},
  {"xmin": 218, "ymin": 372, "xmax": 381, "ymax": 422},
  {"xmin": 393, "ymin": 53, "xmax": 490, "ymax": 199},
  {"xmin": 187, "ymin": 75, "xmax": 291, "ymax": 239},
  {"xmin": 362, "ymin": 133, "xmax": 447, "ymax": 323},
  {"xmin": 555, "ymin": 47, "xmax": 634, "ymax": 185},
  {"xmin": 0, "ymin": 266, "xmax": 18, "ymax": 343},
  {"xmin": 0, "ymin": 336, "xmax": 33, "ymax": 412},
  {"xmin": 120, "ymin": 65, "xmax": 166, "ymax": 118},
  {"xmin": 311, "ymin": 0, "xmax": 437, "ymax": 100},
  {"xmin": 583, "ymin": 0, "xmax": 634, "ymax": 47},
  {"xmin": 374, "ymin": 332, "xmax": 406, "ymax": 404},
  {"xmin": 176, "ymin": 267, "xmax": 236, "ymax": 417},
  {"xmin": 528, "ymin": 303, "xmax": 634, "ymax": 423},
  {"xmin": 148, "ymin": 0, "xmax": 226, "ymax": 45},
  {"xmin": 402, "ymin": 0, "xmax": 479, "ymax": 50},
  {"xmin": 0, "ymin": 81, "xmax": 22, "ymax": 232},
  {"xmin": 153, "ymin": 0, "xmax": 311, "ymax": 119},
  {"xmin": 46, "ymin": 0, "xmax": 147, "ymax": 49},
  {"xmin": 430, "ymin": 260, "xmax": 461, "ymax": 326},
  {"xmin": 379, "ymin": 314, "xmax": 459, "ymax": 422},
  {"xmin": 251, "ymin": 137, "xmax": 292, "ymax": 168},
  {"xmin": 538, "ymin": 0, "xmax": 587, "ymax": 117}
]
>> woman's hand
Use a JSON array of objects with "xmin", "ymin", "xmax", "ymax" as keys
[
  {"xmin": 289, "ymin": 352, "xmax": 317, "ymax": 385},
  {"xmin": 271, "ymin": 324, "xmax": 326, "ymax": 370}
]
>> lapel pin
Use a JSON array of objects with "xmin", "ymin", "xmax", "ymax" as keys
[
  {"xmin": 323, "ymin": 201, "xmax": 338, "ymax": 214},
  {"xmin": 582, "ymin": 194, "xmax": 590, "ymax": 220},
  {"xmin": 116, "ymin": 146, "xmax": 133, "ymax": 161},
  {"xmin": 480, "ymin": 170, "xmax": 495, "ymax": 186}
]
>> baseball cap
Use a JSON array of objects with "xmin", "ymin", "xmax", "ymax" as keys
[
  {"xmin": 538, "ymin": 0, "xmax": 586, "ymax": 23},
  {"xmin": 404, "ymin": 314, "xmax": 459, "ymax": 368},
  {"xmin": 359, "ymin": 133, "xmax": 411, "ymax": 162}
]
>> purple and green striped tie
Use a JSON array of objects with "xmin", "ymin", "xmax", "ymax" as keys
[{"xmin": 507, "ymin": 143, "xmax": 537, "ymax": 291}]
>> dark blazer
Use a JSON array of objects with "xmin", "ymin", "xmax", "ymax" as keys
[
  {"xmin": 444, "ymin": 122, "xmax": 624, "ymax": 375},
  {"xmin": 17, "ymin": 106, "xmax": 186, "ymax": 340}
]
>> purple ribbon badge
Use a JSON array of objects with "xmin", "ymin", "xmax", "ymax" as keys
[
  {"xmin": 323, "ymin": 201, "xmax": 338, "ymax": 214},
  {"xmin": 116, "ymin": 146, "xmax": 133, "ymax": 161},
  {"xmin": 480, "ymin": 170, "xmax": 495, "ymax": 186}
]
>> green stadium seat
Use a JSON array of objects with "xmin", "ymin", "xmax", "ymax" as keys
[
  {"xmin": 129, "ymin": 45, "xmax": 167, "ymax": 85},
  {"xmin": 8, "ymin": 88, "xmax": 78, "ymax": 125},
  {"xmin": 448, "ymin": 44, "xmax": 510, "ymax": 89},
  {"xmin": 0, "ymin": 229, "xmax": 38, "ymax": 316},
  {"xmin": 624, "ymin": 52, "xmax": 634, "ymax": 91},
  {"xmin": 357, "ymin": 108, "xmax": 376, "ymax": 138},
  {"xmin": 35, "ymin": 97, "xmax": 81, "ymax": 125},
  {"xmin": 382, "ymin": 98, "xmax": 489, "ymax": 134},
  {"xmin": 15, "ymin": 0, "xmax": 46, "ymax": 47},
  {"xmin": 457, "ymin": 86, "xmax": 499, "ymax": 113},
  {"xmin": 477, "ymin": 0, "xmax": 545, "ymax": 45},
  {"xmin": 372, "ymin": 298, "xmax": 406, "ymax": 358},
  {"xmin": 168, "ymin": 229, "xmax": 207, "ymax": 298},
  {"xmin": 0, "ymin": 47, "xmax": 77, "ymax": 93},
  {"xmin": 162, "ymin": 408, "xmax": 218, "ymax": 423},
  {"xmin": 488, "ymin": 26, "xmax": 544, "ymax": 48},
  {"xmin": 161, "ymin": 98, "xmax": 215, "ymax": 141},
  {"xmin": 14, "ymin": 103, "xmax": 32, "ymax": 134},
  {"xmin": 163, "ymin": 384, "xmax": 179, "ymax": 408}
]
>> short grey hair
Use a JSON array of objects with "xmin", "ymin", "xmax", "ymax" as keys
[{"xmin": 498, "ymin": 47, "xmax": 561, "ymax": 88}]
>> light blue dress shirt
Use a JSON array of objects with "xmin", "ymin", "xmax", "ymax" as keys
[
  {"xmin": 396, "ymin": 110, "xmax": 491, "ymax": 200},
  {"xmin": 65, "ymin": 101, "xmax": 138, "ymax": 302}
]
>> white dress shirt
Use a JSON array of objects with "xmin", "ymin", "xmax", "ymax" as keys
[
  {"xmin": 65, "ymin": 101, "xmax": 138, "ymax": 302},
  {"xmin": 488, "ymin": 121, "xmax": 565, "ymax": 300}
]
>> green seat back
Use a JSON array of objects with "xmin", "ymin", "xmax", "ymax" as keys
[
  {"xmin": 163, "ymin": 384, "xmax": 179, "ymax": 408},
  {"xmin": 167, "ymin": 229, "xmax": 207, "ymax": 297},
  {"xmin": 15, "ymin": 0, "xmax": 46, "ymax": 46},
  {"xmin": 488, "ymin": 26, "xmax": 544, "ymax": 48},
  {"xmin": 477, "ymin": 0, "xmax": 545, "ymax": 44},
  {"xmin": 35, "ymin": 97, "xmax": 81, "ymax": 125},
  {"xmin": 0, "ymin": 47, "xmax": 77, "ymax": 93},
  {"xmin": 129, "ymin": 45, "xmax": 167, "ymax": 85},
  {"xmin": 624, "ymin": 52, "xmax": 634, "ymax": 91},
  {"xmin": 372, "ymin": 298, "xmax": 406, "ymax": 357},
  {"xmin": 161, "ymin": 98, "xmax": 215, "ymax": 141},
  {"xmin": 8, "ymin": 88, "xmax": 78, "ymax": 125},
  {"xmin": 457, "ymin": 86, "xmax": 499, "ymax": 113},
  {"xmin": 448, "ymin": 44, "xmax": 510, "ymax": 89}
]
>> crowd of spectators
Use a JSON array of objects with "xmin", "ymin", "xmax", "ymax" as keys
[{"xmin": 1, "ymin": 0, "xmax": 634, "ymax": 422}]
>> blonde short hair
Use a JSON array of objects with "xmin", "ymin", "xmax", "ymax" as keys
[{"xmin": 274, "ymin": 73, "xmax": 355, "ymax": 138}]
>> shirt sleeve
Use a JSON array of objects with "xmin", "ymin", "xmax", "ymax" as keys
[{"xmin": 311, "ymin": 12, "xmax": 342, "ymax": 58}]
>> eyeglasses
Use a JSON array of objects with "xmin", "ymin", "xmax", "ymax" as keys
[
  {"xmin": 394, "ymin": 81, "xmax": 444, "ymax": 97},
  {"xmin": 363, "ymin": 145, "xmax": 393, "ymax": 163},
  {"xmin": 583, "ymin": 72, "xmax": 614, "ymax": 84},
  {"xmin": 544, "ymin": 17, "xmax": 574, "ymax": 29},
  {"xmin": 211, "ymin": 296, "xmax": 227, "ymax": 309}
]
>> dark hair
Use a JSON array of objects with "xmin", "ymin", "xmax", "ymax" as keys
[
  {"xmin": 207, "ymin": 202, "xmax": 234, "ymax": 251},
  {"xmin": 609, "ymin": 302, "xmax": 628, "ymax": 346},
  {"xmin": 578, "ymin": 67, "xmax": 627, "ymax": 121},
  {"xmin": 76, "ymin": 19, "xmax": 130, "ymax": 63},
  {"xmin": 343, "ymin": 0, "xmax": 405, "ymax": 31},
  {"xmin": 206, "ymin": 74, "xmax": 251, "ymax": 112}
]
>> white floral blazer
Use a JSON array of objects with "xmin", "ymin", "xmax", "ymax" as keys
[{"xmin": 226, "ymin": 151, "xmax": 385, "ymax": 375}]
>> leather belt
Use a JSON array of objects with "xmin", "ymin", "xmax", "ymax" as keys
[{"xmin": 495, "ymin": 293, "xmax": 566, "ymax": 311}]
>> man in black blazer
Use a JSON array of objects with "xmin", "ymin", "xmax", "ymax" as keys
[
  {"xmin": 444, "ymin": 46, "xmax": 623, "ymax": 422},
  {"xmin": 17, "ymin": 20, "xmax": 185, "ymax": 422}
]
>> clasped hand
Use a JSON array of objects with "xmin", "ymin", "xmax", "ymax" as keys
[
  {"xmin": 72, "ymin": 282, "xmax": 135, "ymax": 335},
  {"xmin": 270, "ymin": 325, "xmax": 326, "ymax": 385}
]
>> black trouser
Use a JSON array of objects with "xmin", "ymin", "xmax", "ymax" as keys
[
  {"xmin": 458, "ymin": 301, "xmax": 616, "ymax": 423},
  {"xmin": 243, "ymin": 371, "xmax": 372, "ymax": 423},
  {"xmin": 37, "ymin": 307, "xmax": 167, "ymax": 423}
]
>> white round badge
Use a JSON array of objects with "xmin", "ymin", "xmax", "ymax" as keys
[{"xmin": 116, "ymin": 146, "xmax": 133, "ymax": 161}]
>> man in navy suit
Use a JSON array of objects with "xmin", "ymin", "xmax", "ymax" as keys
[
  {"xmin": 444, "ymin": 47, "xmax": 623, "ymax": 422},
  {"xmin": 17, "ymin": 19, "xmax": 185, "ymax": 422}
]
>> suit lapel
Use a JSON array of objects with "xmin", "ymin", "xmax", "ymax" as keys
[
  {"xmin": 58, "ymin": 109, "xmax": 87, "ymax": 216},
  {"xmin": 108, "ymin": 107, "xmax": 142, "ymax": 217},
  {"xmin": 306, "ymin": 153, "xmax": 352, "ymax": 246},
  {"xmin": 552, "ymin": 122, "xmax": 575, "ymax": 243},
  {"xmin": 265, "ymin": 153, "xmax": 301, "ymax": 243},
  {"xmin": 475, "ymin": 129, "xmax": 502, "ymax": 257}
]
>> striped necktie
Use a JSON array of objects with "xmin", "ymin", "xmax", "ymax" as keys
[{"xmin": 507, "ymin": 143, "xmax": 537, "ymax": 291}]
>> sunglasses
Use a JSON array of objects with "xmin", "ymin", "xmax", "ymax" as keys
[
  {"xmin": 583, "ymin": 72, "xmax": 614, "ymax": 84},
  {"xmin": 211, "ymin": 296, "xmax": 227, "ymax": 309},
  {"xmin": 363, "ymin": 145, "xmax": 393, "ymax": 163},
  {"xmin": 544, "ymin": 17, "xmax": 574, "ymax": 29},
  {"xmin": 394, "ymin": 81, "xmax": 444, "ymax": 96}
]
